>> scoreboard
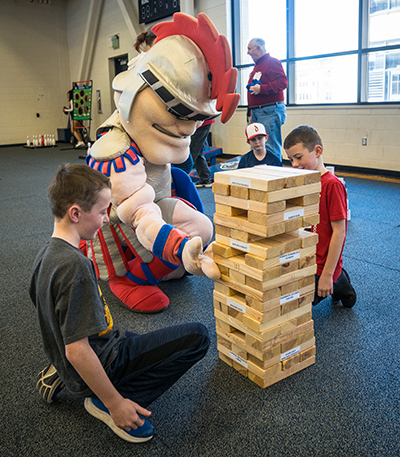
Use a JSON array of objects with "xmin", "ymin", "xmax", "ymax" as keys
[{"xmin": 138, "ymin": 0, "xmax": 180, "ymax": 24}]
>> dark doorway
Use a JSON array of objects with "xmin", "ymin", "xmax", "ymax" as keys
[{"xmin": 114, "ymin": 54, "xmax": 128, "ymax": 76}]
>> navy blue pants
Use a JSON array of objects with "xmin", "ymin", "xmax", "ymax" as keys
[{"xmin": 106, "ymin": 323, "xmax": 209, "ymax": 407}]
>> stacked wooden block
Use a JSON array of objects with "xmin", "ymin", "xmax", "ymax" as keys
[{"xmin": 212, "ymin": 165, "xmax": 320, "ymax": 388}]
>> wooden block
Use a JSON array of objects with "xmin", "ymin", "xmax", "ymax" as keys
[
  {"xmin": 248, "ymin": 351, "xmax": 281, "ymax": 370},
  {"xmin": 214, "ymin": 168, "xmax": 287, "ymax": 191},
  {"xmin": 285, "ymin": 217, "xmax": 303, "ymax": 232},
  {"xmin": 242, "ymin": 264, "xmax": 317, "ymax": 293},
  {"xmin": 277, "ymin": 166, "xmax": 321, "ymax": 185},
  {"xmin": 214, "ymin": 213, "xmax": 286, "ymax": 238},
  {"xmin": 217, "ymin": 265, "xmax": 230, "ymax": 276},
  {"xmin": 214, "ymin": 275, "xmax": 280, "ymax": 303},
  {"xmin": 214, "ymin": 252, "xmax": 282, "ymax": 282},
  {"xmin": 281, "ymin": 330, "xmax": 315, "ymax": 353},
  {"xmin": 229, "ymin": 269, "xmax": 246, "ymax": 284},
  {"xmin": 282, "ymin": 353, "xmax": 301, "ymax": 371},
  {"xmin": 214, "ymin": 224, "xmax": 231, "ymax": 237},
  {"xmin": 298, "ymin": 229, "xmax": 318, "ymax": 248},
  {"xmin": 216, "ymin": 231, "xmax": 301, "ymax": 259},
  {"xmin": 214, "ymin": 289, "xmax": 281, "ymax": 324},
  {"xmin": 212, "ymin": 182, "xmax": 230, "ymax": 196},
  {"xmin": 215, "ymin": 193, "xmax": 283, "ymax": 215},
  {"xmin": 243, "ymin": 302, "xmax": 312, "ymax": 334},
  {"xmin": 230, "ymin": 185, "xmax": 249, "ymax": 199},
  {"xmin": 244, "ymin": 245, "xmax": 317, "ymax": 272},
  {"xmin": 217, "ymin": 334, "xmax": 232, "ymax": 351},
  {"xmin": 243, "ymin": 319, "xmax": 314, "ymax": 350},
  {"xmin": 286, "ymin": 193, "xmax": 320, "ymax": 207},
  {"xmin": 248, "ymin": 355, "xmax": 315, "ymax": 388},
  {"xmin": 230, "ymin": 229, "xmax": 265, "ymax": 243},
  {"xmin": 218, "ymin": 351, "xmax": 233, "ymax": 366},
  {"xmin": 214, "ymin": 303, "xmax": 313, "ymax": 345},
  {"xmin": 303, "ymin": 213, "xmax": 320, "ymax": 226},
  {"xmin": 246, "ymin": 288, "xmax": 281, "ymax": 308},
  {"xmin": 300, "ymin": 345, "xmax": 316, "ymax": 362},
  {"xmin": 247, "ymin": 209, "xmax": 284, "ymax": 226},
  {"xmin": 212, "ymin": 242, "xmax": 242, "ymax": 258},
  {"xmin": 298, "ymin": 274, "xmax": 315, "ymax": 288},
  {"xmin": 215, "ymin": 317, "xmax": 236, "ymax": 333},
  {"xmin": 214, "ymin": 280, "xmax": 236, "ymax": 296},
  {"xmin": 217, "ymin": 343, "xmax": 248, "ymax": 375},
  {"xmin": 281, "ymin": 298, "xmax": 299, "ymax": 315},
  {"xmin": 214, "ymin": 299, "xmax": 228, "ymax": 314},
  {"xmin": 299, "ymin": 254, "xmax": 316, "ymax": 269},
  {"xmin": 280, "ymin": 280, "xmax": 298, "ymax": 296},
  {"xmin": 215, "ymin": 203, "xmax": 247, "ymax": 217},
  {"xmin": 296, "ymin": 311, "xmax": 312, "ymax": 326},
  {"xmin": 241, "ymin": 182, "xmax": 322, "ymax": 204},
  {"xmin": 246, "ymin": 338, "xmax": 315, "ymax": 382},
  {"xmin": 218, "ymin": 341, "xmax": 281, "ymax": 379}
]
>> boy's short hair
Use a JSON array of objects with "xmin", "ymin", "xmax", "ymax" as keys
[
  {"xmin": 48, "ymin": 164, "xmax": 111, "ymax": 219},
  {"xmin": 283, "ymin": 125, "xmax": 323, "ymax": 152}
]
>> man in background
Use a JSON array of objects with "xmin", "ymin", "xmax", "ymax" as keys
[{"xmin": 247, "ymin": 38, "xmax": 287, "ymax": 163}]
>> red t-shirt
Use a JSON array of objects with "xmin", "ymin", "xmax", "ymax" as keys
[{"xmin": 311, "ymin": 172, "xmax": 347, "ymax": 282}]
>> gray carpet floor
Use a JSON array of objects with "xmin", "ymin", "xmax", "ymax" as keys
[{"xmin": 1, "ymin": 145, "xmax": 399, "ymax": 457}]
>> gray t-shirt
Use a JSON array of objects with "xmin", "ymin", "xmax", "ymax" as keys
[{"xmin": 29, "ymin": 238, "xmax": 125, "ymax": 396}]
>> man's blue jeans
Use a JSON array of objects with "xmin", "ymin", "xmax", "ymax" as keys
[
  {"xmin": 251, "ymin": 102, "xmax": 287, "ymax": 162},
  {"xmin": 106, "ymin": 323, "xmax": 210, "ymax": 407}
]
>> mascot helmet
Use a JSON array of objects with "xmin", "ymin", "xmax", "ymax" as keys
[{"xmin": 113, "ymin": 13, "xmax": 240, "ymax": 125}]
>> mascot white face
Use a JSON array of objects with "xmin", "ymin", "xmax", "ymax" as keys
[{"xmin": 115, "ymin": 87, "xmax": 201, "ymax": 165}]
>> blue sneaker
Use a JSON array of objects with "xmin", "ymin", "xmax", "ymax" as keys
[{"xmin": 84, "ymin": 397, "xmax": 154, "ymax": 443}]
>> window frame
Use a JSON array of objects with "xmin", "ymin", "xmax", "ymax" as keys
[{"xmin": 231, "ymin": 0, "xmax": 400, "ymax": 107}]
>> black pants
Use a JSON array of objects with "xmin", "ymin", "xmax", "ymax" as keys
[{"xmin": 313, "ymin": 268, "xmax": 356, "ymax": 308}]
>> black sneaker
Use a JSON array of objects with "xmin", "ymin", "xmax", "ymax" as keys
[
  {"xmin": 36, "ymin": 364, "xmax": 64, "ymax": 403},
  {"xmin": 195, "ymin": 179, "xmax": 212, "ymax": 188}
]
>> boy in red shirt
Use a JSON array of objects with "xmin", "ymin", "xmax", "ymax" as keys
[{"xmin": 284, "ymin": 125, "xmax": 356, "ymax": 308}]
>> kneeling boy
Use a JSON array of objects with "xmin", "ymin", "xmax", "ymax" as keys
[
  {"xmin": 30, "ymin": 164, "xmax": 209, "ymax": 443},
  {"xmin": 283, "ymin": 126, "xmax": 356, "ymax": 308}
]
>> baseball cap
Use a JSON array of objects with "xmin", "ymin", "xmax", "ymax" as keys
[{"xmin": 245, "ymin": 123, "xmax": 267, "ymax": 140}]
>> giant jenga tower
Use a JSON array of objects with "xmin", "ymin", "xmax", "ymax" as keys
[{"xmin": 212, "ymin": 165, "xmax": 320, "ymax": 388}]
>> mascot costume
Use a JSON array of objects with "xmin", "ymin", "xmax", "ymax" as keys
[{"xmin": 82, "ymin": 13, "xmax": 240, "ymax": 313}]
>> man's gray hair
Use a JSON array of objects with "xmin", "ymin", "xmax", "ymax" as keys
[{"xmin": 250, "ymin": 38, "xmax": 266, "ymax": 52}]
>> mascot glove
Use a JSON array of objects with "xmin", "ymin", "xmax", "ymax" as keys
[{"xmin": 182, "ymin": 237, "xmax": 221, "ymax": 280}]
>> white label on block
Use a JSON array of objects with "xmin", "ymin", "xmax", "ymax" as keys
[
  {"xmin": 227, "ymin": 298, "xmax": 246, "ymax": 314},
  {"xmin": 230, "ymin": 351, "xmax": 248, "ymax": 368},
  {"xmin": 280, "ymin": 290, "xmax": 300, "ymax": 305},
  {"xmin": 281, "ymin": 346, "xmax": 301, "ymax": 361},
  {"xmin": 284, "ymin": 208, "xmax": 305, "ymax": 221},
  {"xmin": 280, "ymin": 251, "xmax": 300, "ymax": 263},
  {"xmin": 230, "ymin": 239, "xmax": 250, "ymax": 252},
  {"xmin": 230, "ymin": 176, "xmax": 251, "ymax": 188}
]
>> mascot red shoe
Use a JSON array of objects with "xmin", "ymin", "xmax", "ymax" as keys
[{"xmin": 82, "ymin": 13, "xmax": 239, "ymax": 312}]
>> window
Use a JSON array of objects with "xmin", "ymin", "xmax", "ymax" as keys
[{"xmin": 232, "ymin": 0, "xmax": 400, "ymax": 105}]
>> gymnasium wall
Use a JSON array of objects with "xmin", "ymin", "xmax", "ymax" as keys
[
  {"xmin": 1, "ymin": 0, "xmax": 399, "ymax": 173},
  {"xmin": 0, "ymin": 0, "xmax": 71, "ymax": 146}
]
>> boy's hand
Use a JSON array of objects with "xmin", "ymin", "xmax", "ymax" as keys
[
  {"xmin": 318, "ymin": 273, "xmax": 334, "ymax": 298},
  {"xmin": 109, "ymin": 397, "xmax": 151, "ymax": 431}
]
